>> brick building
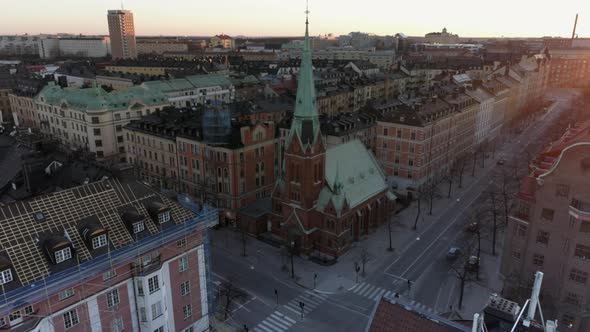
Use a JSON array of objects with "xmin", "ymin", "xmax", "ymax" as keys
[
  {"xmin": 500, "ymin": 122, "xmax": 590, "ymax": 332},
  {"xmin": 0, "ymin": 177, "xmax": 217, "ymax": 332},
  {"xmin": 125, "ymin": 105, "xmax": 278, "ymax": 226},
  {"xmin": 264, "ymin": 17, "xmax": 395, "ymax": 258},
  {"xmin": 375, "ymin": 89, "xmax": 477, "ymax": 191}
]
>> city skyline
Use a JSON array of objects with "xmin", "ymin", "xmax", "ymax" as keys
[{"xmin": 0, "ymin": 0, "xmax": 588, "ymax": 38}]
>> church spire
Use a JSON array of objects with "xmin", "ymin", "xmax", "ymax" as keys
[{"xmin": 287, "ymin": 1, "xmax": 321, "ymax": 148}]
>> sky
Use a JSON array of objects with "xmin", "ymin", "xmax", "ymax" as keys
[{"xmin": 0, "ymin": 0, "xmax": 588, "ymax": 38}]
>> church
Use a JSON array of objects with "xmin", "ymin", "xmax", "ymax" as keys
[{"xmin": 269, "ymin": 15, "xmax": 396, "ymax": 259}]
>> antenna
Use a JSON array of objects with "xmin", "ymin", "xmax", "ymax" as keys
[
  {"xmin": 572, "ymin": 13, "xmax": 579, "ymax": 40},
  {"xmin": 121, "ymin": 0, "xmax": 125, "ymax": 10}
]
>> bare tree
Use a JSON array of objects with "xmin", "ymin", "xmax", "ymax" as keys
[
  {"xmin": 218, "ymin": 276, "xmax": 246, "ymax": 320},
  {"xmin": 450, "ymin": 240, "xmax": 476, "ymax": 309},
  {"xmin": 455, "ymin": 153, "xmax": 469, "ymax": 189},
  {"xmin": 424, "ymin": 177, "xmax": 442, "ymax": 215},
  {"xmin": 359, "ymin": 246, "xmax": 370, "ymax": 277},
  {"xmin": 492, "ymin": 168, "xmax": 518, "ymax": 227},
  {"xmin": 234, "ymin": 225, "xmax": 249, "ymax": 257},
  {"xmin": 483, "ymin": 190, "xmax": 503, "ymax": 256},
  {"xmin": 412, "ymin": 187, "xmax": 423, "ymax": 230}
]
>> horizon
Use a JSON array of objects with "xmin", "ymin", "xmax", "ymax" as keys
[{"xmin": 0, "ymin": 0, "xmax": 588, "ymax": 39}]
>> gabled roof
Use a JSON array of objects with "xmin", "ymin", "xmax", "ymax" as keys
[{"xmin": 317, "ymin": 140, "xmax": 391, "ymax": 215}]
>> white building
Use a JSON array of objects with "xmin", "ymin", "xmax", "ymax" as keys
[
  {"xmin": 39, "ymin": 36, "xmax": 111, "ymax": 59},
  {"xmin": 142, "ymin": 74, "xmax": 235, "ymax": 108},
  {"xmin": 466, "ymin": 87, "xmax": 495, "ymax": 145},
  {"xmin": 0, "ymin": 35, "xmax": 42, "ymax": 56}
]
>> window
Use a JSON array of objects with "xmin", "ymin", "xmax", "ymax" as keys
[
  {"xmin": 411, "ymin": 132, "xmax": 416, "ymax": 140},
  {"xmin": 541, "ymin": 208, "xmax": 554, "ymax": 221},
  {"xmin": 574, "ymin": 244, "xmax": 590, "ymax": 260},
  {"xmin": 136, "ymin": 280, "xmax": 144, "ymax": 296},
  {"xmin": 24, "ymin": 306, "xmax": 33, "ymax": 316},
  {"xmin": 154, "ymin": 327, "xmax": 164, "ymax": 332},
  {"xmin": 91, "ymin": 117, "xmax": 99, "ymax": 124},
  {"xmin": 133, "ymin": 221, "xmax": 145, "ymax": 234},
  {"xmin": 383, "ymin": 128, "xmax": 388, "ymax": 136},
  {"xmin": 0, "ymin": 318, "xmax": 4, "ymax": 327},
  {"xmin": 532, "ymin": 254, "xmax": 544, "ymax": 267},
  {"xmin": 569, "ymin": 268, "xmax": 588, "ymax": 284},
  {"xmin": 59, "ymin": 288, "xmax": 75, "ymax": 301},
  {"xmin": 0, "ymin": 269, "xmax": 13, "ymax": 285},
  {"xmin": 110, "ymin": 317, "xmax": 124, "ymax": 332},
  {"xmin": 181, "ymin": 280, "xmax": 191, "ymax": 296},
  {"xmin": 158, "ymin": 211, "xmax": 170, "ymax": 224},
  {"xmin": 63, "ymin": 309, "xmax": 79, "ymax": 329},
  {"xmin": 9, "ymin": 310, "xmax": 21, "ymax": 323},
  {"xmin": 151, "ymin": 301, "xmax": 162, "ymax": 319},
  {"xmin": 106, "ymin": 289, "xmax": 120, "ymax": 308},
  {"xmin": 179, "ymin": 255, "xmax": 189, "ymax": 272},
  {"xmin": 93, "ymin": 128, "xmax": 101, "ymax": 135},
  {"xmin": 397, "ymin": 130, "xmax": 401, "ymax": 138},
  {"xmin": 182, "ymin": 327, "xmax": 194, "ymax": 332},
  {"xmin": 92, "ymin": 234, "xmax": 108, "ymax": 249},
  {"xmin": 183, "ymin": 304, "xmax": 192, "ymax": 319},
  {"xmin": 556, "ymin": 184, "xmax": 570, "ymax": 197},
  {"xmin": 96, "ymin": 151, "xmax": 104, "ymax": 158},
  {"xmin": 95, "ymin": 140, "xmax": 103, "ymax": 147},
  {"xmin": 536, "ymin": 230, "xmax": 550, "ymax": 245},
  {"xmin": 148, "ymin": 275, "xmax": 159, "ymax": 293},
  {"xmin": 55, "ymin": 247, "xmax": 72, "ymax": 263},
  {"xmin": 176, "ymin": 238, "xmax": 187, "ymax": 247},
  {"xmin": 139, "ymin": 307, "xmax": 147, "ymax": 321},
  {"xmin": 564, "ymin": 292, "xmax": 581, "ymax": 305},
  {"xmin": 580, "ymin": 221, "xmax": 590, "ymax": 233},
  {"xmin": 103, "ymin": 269, "xmax": 117, "ymax": 281},
  {"xmin": 408, "ymin": 159, "xmax": 414, "ymax": 167},
  {"xmin": 516, "ymin": 224, "xmax": 527, "ymax": 237}
]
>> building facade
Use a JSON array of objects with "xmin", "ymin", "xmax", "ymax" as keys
[
  {"xmin": 39, "ymin": 36, "xmax": 111, "ymax": 59},
  {"xmin": 141, "ymin": 74, "xmax": 235, "ymax": 108},
  {"xmin": 210, "ymin": 35, "xmax": 235, "ymax": 49},
  {"xmin": 107, "ymin": 10, "xmax": 138, "ymax": 59},
  {"xmin": 137, "ymin": 41, "xmax": 189, "ymax": 55},
  {"xmin": 0, "ymin": 177, "xmax": 217, "ymax": 332},
  {"xmin": 0, "ymin": 35, "xmax": 41, "ymax": 57},
  {"xmin": 548, "ymin": 49, "xmax": 590, "ymax": 88},
  {"xmin": 501, "ymin": 124, "xmax": 590, "ymax": 332},
  {"xmin": 35, "ymin": 83, "xmax": 169, "ymax": 160}
]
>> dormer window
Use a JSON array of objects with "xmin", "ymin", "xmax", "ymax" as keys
[
  {"xmin": 133, "ymin": 221, "xmax": 145, "ymax": 234},
  {"xmin": 92, "ymin": 234, "xmax": 108, "ymax": 249},
  {"xmin": 0, "ymin": 269, "xmax": 13, "ymax": 285},
  {"xmin": 158, "ymin": 211, "xmax": 171, "ymax": 224},
  {"xmin": 55, "ymin": 247, "xmax": 72, "ymax": 263}
]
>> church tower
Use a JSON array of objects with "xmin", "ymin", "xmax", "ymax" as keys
[{"xmin": 284, "ymin": 9, "xmax": 326, "ymax": 210}]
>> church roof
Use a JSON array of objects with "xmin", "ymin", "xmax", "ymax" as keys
[{"xmin": 317, "ymin": 140, "xmax": 392, "ymax": 215}]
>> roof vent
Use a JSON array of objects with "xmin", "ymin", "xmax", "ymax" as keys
[{"xmin": 34, "ymin": 212, "xmax": 46, "ymax": 223}]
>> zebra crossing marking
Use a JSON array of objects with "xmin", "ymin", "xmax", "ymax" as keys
[
  {"xmin": 350, "ymin": 282, "xmax": 392, "ymax": 301},
  {"xmin": 254, "ymin": 310, "xmax": 296, "ymax": 332}
]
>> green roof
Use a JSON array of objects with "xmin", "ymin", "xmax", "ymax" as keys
[
  {"xmin": 36, "ymin": 83, "xmax": 168, "ymax": 112},
  {"xmin": 317, "ymin": 140, "xmax": 392, "ymax": 216},
  {"xmin": 143, "ymin": 74, "xmax": 233, "ymax": 93},
  {"xmin": 286, "ymin": 19, "xmax": 321, "ymax": 150}
]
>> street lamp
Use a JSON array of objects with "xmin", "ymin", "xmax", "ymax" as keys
[
  {"xmin": 313, "ymin": 273, "xmax": 318, "ymax": 289},
  {"xmin": 274, "ymin": 288, "xmax": 278, "ymax": 306},
  {"xmin": 299, "ymin": 301, "xmax": 305, "ymax": 319},
  {"xmin": 290, "ymin": 241, "xmax": 295, "ymax": 279},
  {"xmin": 354, "ymin": 262, "xmax": 361, "ymax": 283}
]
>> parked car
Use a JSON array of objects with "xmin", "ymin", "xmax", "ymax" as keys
[
  {"xmin": 497, "ymin": 159, "xmax": 505, "ymax": 165},
  {"xmin": 464, "ymin": 222, "xmax": 480, "ymax": 233},
  {"xmin": 447, "ymin": 247, "xmax": 461, "ymax": 260}
]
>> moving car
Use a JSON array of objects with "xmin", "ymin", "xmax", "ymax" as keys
[
  {"xmin": 447, "ymin": 247, "xmax": 461, "ymax": 260},
  {"xmin": 464, "ymin": 222, "xmax": 480, "ymax": 233}
]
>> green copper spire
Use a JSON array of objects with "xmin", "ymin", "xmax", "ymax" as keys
[{"xmin": 287, "ymin": 4, "xmax": 321, "ymax": 148}]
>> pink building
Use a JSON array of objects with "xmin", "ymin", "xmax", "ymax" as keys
[{"xmin": 0, "ymin": 178, "xmax": 217, "ymax": 331}]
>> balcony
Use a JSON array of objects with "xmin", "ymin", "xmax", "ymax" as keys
[{"xmin": 570, "ymin": 198, "xmax": 590, "ymax": 221}]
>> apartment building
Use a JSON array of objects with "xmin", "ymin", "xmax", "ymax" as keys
[
  {"xmin": 210, "ymin": 34, "xmax": 235, "ymax": 49},
  {"xmin": 0, "ymin": 88, "xmax": 10, "ymax": 123},
  {"xmin": 0, "ymin": 177, "xmax": 217, "ymax": 332},
  {"xmin": 35, "ymin": 82, "xmax": 169, "ymax": 160},
  {"xmin": 375, "ymin": 92, "xmax": 477, "ymax": 190},
  {"xmin": 137, "ymin": 41, "xmax": 189, "ymax": 55},
  {"xmin": 124, "ymin": 106, "xmax": 277, "ymax": 226},
  {"xmin": 501, "ymin": 122, "xmax": 590, "ymax": 332},
  {"xmin": 107, "ymin": 10, "xmax": 138, "ymax": 59},
  {"xmin": 0, "ymin": 35, "xmax": 41, "ymax": 57},
  {"xmin": 141, "ymin": 74, "xmax": 235, "ymax": 108},
  {"xmin": 547, "ymin": 48, "xmax": 590, "ymax": 88},
  {"xmin": 39, "ymin": 36, "xmax": 111, "ymax": 59}
]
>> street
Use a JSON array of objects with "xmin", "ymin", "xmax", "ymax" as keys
[{"xmin": 209, "ymin": 89, "xmax": 579, "ymax": 331}]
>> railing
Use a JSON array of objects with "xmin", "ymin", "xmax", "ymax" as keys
[
  {"xmin": 0, "ymin": 208, "xmax": 218, "ymax": 316},
  {"xmin": 571, "ymin": 198, "xmax": 590, "ymax": 214}
]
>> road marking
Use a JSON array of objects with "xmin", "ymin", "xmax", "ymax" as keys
[
  {"xmin": 399, "ymin": 184, "xmax": 487, "ymax": 277},
  {"xmin": 352, "ymin": 282, "xmax": 369, "ymax": 294},
  {"xmin": 255, "ymin": 324, "xmax": 275, "ymax": 332},
  {"xmin": 368, "ymin": 287, "xmax": 382, "ymax": 299},
  {"xmin": 272, "ymin": 311, "xmax": 296, "ymax": 324},
  {"xmin": 283, "ymin": 304, "xmax": 300, "ymax": 316},
  {"xmin": 260, "ymin": 320, "xmax": 284, "ymax": 332},
  {"xmin": 372, "ymin": 288, "xmax": 386, "ymax": 301},
  {"xmin": 359, "ymin": 285, "xmax": 375, "ymax": 297},
  {"xmin": 267, "ymin": 315, "xmax": 291, "ymax": 330}
]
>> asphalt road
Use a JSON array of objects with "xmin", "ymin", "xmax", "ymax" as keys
[{"xmin": 210, "ymin": 89, "xmax": 578, "ymax": 332}]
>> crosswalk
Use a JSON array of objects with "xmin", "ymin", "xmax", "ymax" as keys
[
  {"xmin": 349, "ymin": 282, "xmax": 393, "ymax": 301},
  {"xmin": 254, "ymin": 311, "xmax": 296, "ymax": 332},
  {"xmin": 253, "ymin": 290, "xmax": 329, "ymax": 332}
]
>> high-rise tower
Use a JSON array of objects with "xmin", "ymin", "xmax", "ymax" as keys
[{"xmin": 107, "ymin": 9, "xmax": 137, "ymax": 59}]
